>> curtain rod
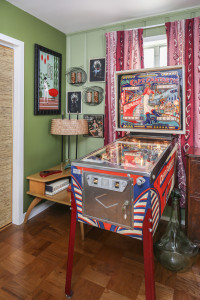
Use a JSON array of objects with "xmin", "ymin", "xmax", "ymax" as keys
[
  {"xmin": 109, "ymin": 23, "xmax": 165, "ymax": 33},
  {"xmin": 141, "ymin": 23, "xmax": 165, "ymax": 30}
]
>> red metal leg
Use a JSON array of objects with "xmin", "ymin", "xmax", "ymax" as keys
[
  {"xmin": 65, "ymin": 191, "xmax": 77, "ymax": 298},
  {"xmin": 143, "ymin": 208, "xmax": 156, "ymax": 300}
]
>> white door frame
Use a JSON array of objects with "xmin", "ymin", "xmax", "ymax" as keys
[{"xmin": 0, "ymin": 34, "xmax": 24, "ymax": 225}]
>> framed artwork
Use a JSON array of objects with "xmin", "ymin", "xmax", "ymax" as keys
[
  {"xmin": 34, "ymin": 44, "xmax": 62, "ymax": 115},
  {"xmin": 67, "ymin": 91, "xmax": 82, "ymax": 114},
  {"xmin": 115, "ymin": 65, "xmax": 185, "ymax": 134},
  {"xmin": 83, "ymin": 114, "xmax": 104, "ymax": 138},
  {"xmin": 89, "ymin": 58, "xmax": 105, "ymax": 82}
]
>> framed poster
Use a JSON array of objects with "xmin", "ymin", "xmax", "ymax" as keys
[
  {"xmin": 83, "ymin": 114, "xmax": 104, "ymax": 138},
  {"xmin": 34, "ymin": 44, "xmax": 62, "ymax": 115},
  {"xmin": 67, "ymin": 91, "xmax": 82, "ymax": 114},
  {"xmin": 115, "ymin": 65, "xmax": 185, "ymax": 134},
  {"xmin": 89, "ymin": 58, "xmax": 105, "ymax": 82}
]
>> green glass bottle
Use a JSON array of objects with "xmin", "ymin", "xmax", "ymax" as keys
[{"xmin": 154, "ymin": 189, "xmax": 199, "ymax": 272}]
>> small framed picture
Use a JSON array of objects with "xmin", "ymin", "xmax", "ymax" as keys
[
  {"xmin": 34, "ymin": 44, "xmax": 62, "ymax": 115},
  {"xmin": 67, "ymin": 91, "xmax": 82, "ymax": 113},
  {"xmin": 89, "ymin": 58, "xmax": 105, "ymax": 82},
  {"xmin": 83, "ymin": 114, "xmax": 104, "ymax": 138}
]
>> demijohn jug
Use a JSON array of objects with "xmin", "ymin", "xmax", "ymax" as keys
[{"xmin": 154, "ymin": 189, "xmax": 199, "ymax": 272}]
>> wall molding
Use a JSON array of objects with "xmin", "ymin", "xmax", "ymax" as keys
[
  {"xmin": 161, "ymin": 215, "xmax": 185, "ymax": 226},
  {"xmin": 23, "ymin": 201, "xmax": 54, "ymax": 222},
  {"xmin": 0, "ymin": 34, "xmax": 24, "ymax": 225}
]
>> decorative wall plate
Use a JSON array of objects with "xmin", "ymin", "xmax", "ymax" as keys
[
  {"xmin": 83, "ymin": 86, "xmax": 104, "ymax": 105},
  {"xmin": 66, "ymin": 67, "xmax": 87, "ymax": 86}
]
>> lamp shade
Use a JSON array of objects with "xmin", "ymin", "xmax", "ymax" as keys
[{"xmin": 51, "ymin": 119, "xmax": 88, "ymax": 136}]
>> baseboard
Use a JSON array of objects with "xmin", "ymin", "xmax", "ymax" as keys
[
  {"xmin": 161, "ymin": 215, "xmax": 185, "ymax": 226},
  {"xmin": 23, "ymin": 201, "xmax": 54, "ymax": 221}
]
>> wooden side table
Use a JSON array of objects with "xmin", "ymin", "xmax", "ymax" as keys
[
  {"xmin": 186, "ymin": 147, "xmax": 200, "ymax": 244},
  {"xmin": 25, "ymin": 164, "xmax": 85, "ymax": 240}
]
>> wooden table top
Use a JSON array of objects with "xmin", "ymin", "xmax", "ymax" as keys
[
  {"xmin": 186, "ymin": 147, "xmax": 200, "ymax": 157},
  {"xmin": 26, "ymin": 164, "xmax": 71, "ymax": 183}
]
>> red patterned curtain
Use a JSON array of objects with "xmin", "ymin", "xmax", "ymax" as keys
[
  {"xmin": 166, "ymin": 17, "xmax": 200, "ymax": 207},
  {"xmin": 104, "ymin": 29, "xmax": 144, "ymax": 145}
]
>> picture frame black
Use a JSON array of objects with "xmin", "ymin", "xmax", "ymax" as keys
[
  {"xmin": 89, "ymin": 58, "xmax": 105, "ymax": 82},
  {"xmin": 34, "ymin": 44, "xmax": 62, "ymax": 115},
  {"xmin": 83, "ymin": 114, "xmax": 104, "ymax": 138},
  {"xmin": 67, "ymin": 91, "xmax": 82, "ymax": 114}
]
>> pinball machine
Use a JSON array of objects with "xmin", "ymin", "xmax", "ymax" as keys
[{"xmin": 65, "ymin": 65, "xmax": 185, "ymax": 300}]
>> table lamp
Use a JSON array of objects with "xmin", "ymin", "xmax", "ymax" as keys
[{"xmin": 50, "ymin": 116, "xmax": 88, "ymax": 168}]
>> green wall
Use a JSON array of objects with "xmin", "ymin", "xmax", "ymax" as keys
[
  {"xmin": 1, "ymin": 0, "xmax": 199, "ymax": 216},
  {"xmin": 66, "ymin": 7, "xmax": 200, "ymax": 161},
  {"xmin": 0, "ymin": 0, "xmax": 66, "ymax": 212},
  {"xmin": 66, "ymin": 7, "xmax": 200, "ymax": 221}
]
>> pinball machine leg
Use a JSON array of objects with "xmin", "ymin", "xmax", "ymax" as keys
[
  {"xmin": 143, "ymin": 208, "xmax": 156, "ymax": 300},
  {"xmin": 65, "ymin": 192, "xmax": 77, "ymax": 298}
]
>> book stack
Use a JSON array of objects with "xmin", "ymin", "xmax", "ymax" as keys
[{"xmin": 45, "ymin": 178, "xmax": 69, "ymax": 196}]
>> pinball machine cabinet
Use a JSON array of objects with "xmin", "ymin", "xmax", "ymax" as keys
[
  {"xmin": 65, "ymin": 66, "xmax": 185, "ymax": 300},
  {"xmin": 71, "ymin": 136, "xmax": 177, "ymax": 239}
]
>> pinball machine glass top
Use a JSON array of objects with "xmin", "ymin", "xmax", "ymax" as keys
[{"xmin": 82, "ymin": 136, "xmax": 170, "ymax": 173}]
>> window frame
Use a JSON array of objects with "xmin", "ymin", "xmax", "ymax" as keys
[{"xmin": 143, "ymin": 34, "xmax": 167, "ymax": 68}]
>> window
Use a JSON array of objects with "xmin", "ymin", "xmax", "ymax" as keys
[{"xmin": 143, "ymin": 35, "xmax": 167, "ymax": 68}]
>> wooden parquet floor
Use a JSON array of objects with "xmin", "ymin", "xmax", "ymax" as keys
[{"xmin": 0, "ymin": 204, "xmax": 199, "ymax": 300}]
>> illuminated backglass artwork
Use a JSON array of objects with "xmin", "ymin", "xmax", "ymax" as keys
[{"xmin": 115, "ymin": 66, "xmax": 185, "ymax": 134}]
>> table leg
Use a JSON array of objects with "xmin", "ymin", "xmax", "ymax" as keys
[
  {"xmin": 143, "ymin": 208, "xmax": 156, "ymax": 300},
  {"xmin": 24, "ymin": 197, "xmax": 42, "ymax": 223},
  {"xmin": 65, "ymin": 191, "xmax": 77, "ymax": 298}
]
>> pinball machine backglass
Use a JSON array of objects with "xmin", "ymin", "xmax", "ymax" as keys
[{"xmin": 115, "ymin": 65, "xmax": 185, "ymax": 134}]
